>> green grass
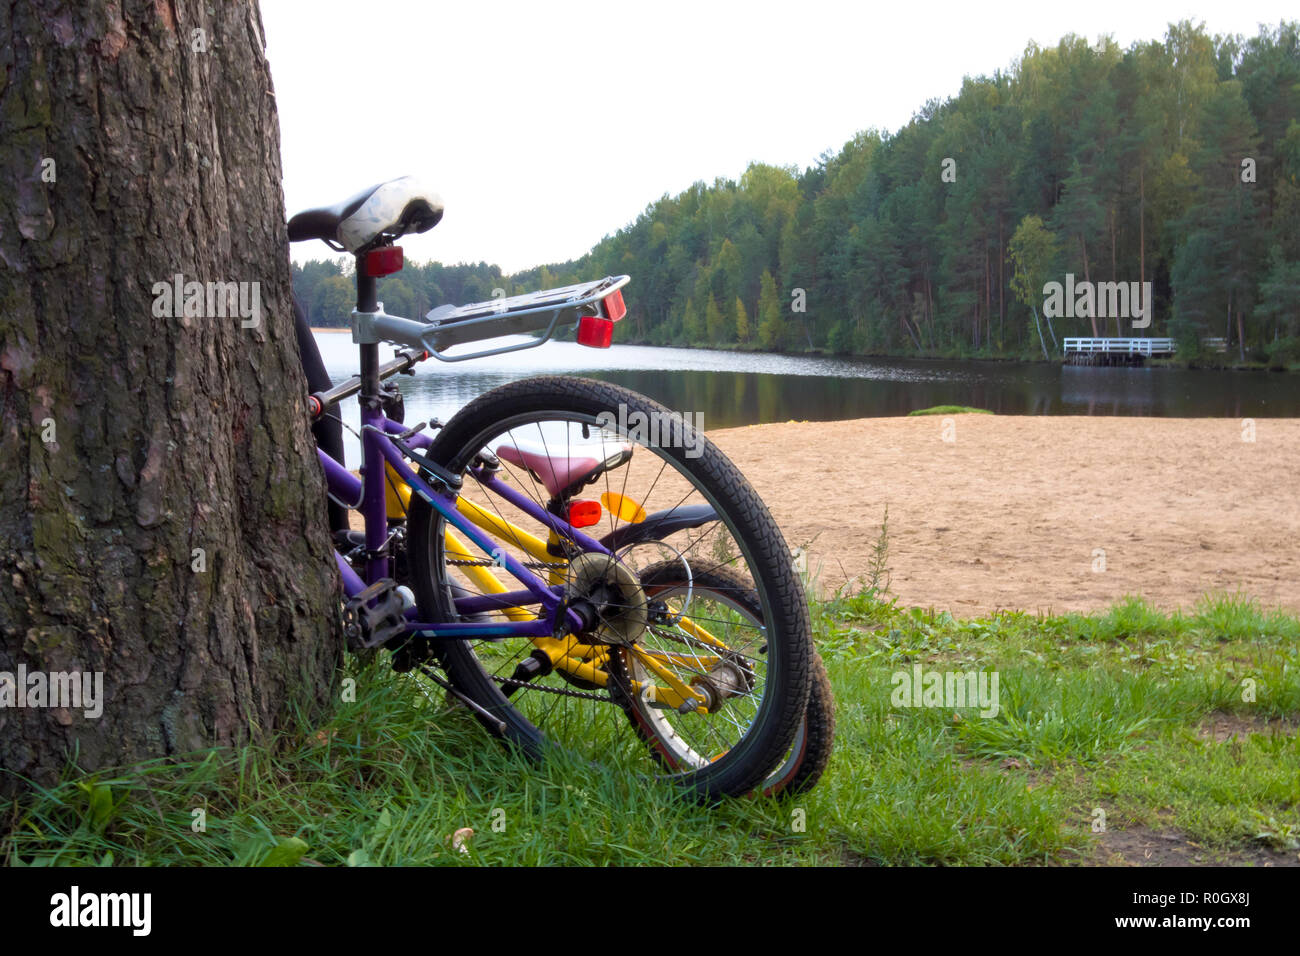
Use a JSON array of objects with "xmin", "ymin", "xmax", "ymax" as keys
[
  {"xmin": 3, "ymin": 588, "xmax": 1296, "ymax": 866},
  {"xmin": 907, "ymin": 405, "xmax": 993, "ymax": 416}
]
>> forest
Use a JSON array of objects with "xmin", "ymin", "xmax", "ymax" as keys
[{"xmin": 293, "ymin": 21, "xmax": 1300, "ymax": 364}]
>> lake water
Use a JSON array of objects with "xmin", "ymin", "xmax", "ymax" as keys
[{"xmin": 313, "ymin": 333, "xmax": 1300, "ymax": 465}]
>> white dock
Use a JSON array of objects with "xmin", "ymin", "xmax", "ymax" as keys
[{"xmin": 1062, "ymin": 337, "xmax": 1175, "ymax": 365}]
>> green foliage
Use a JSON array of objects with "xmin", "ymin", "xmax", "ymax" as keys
[
  {"xmin": 258, "ymin": 836, "xmax": 310, "ymax": 867},
  {"xmin": 704, "ymin": 294, "xmax": 727, "ymax": 344},
  {"xmin": 1265, "ymin": 336, "xmax": 1300, "ymax": 369},
  {"xmin": 681, "ymin": 297, "xmax": 702, "ymax": 343},
  {"xmin": 1254, "ymin": 246, "xmax": 1300, "ymax": 343},
  {"xmin": 907, "ymin": 405, "xmax": 993, "ymax": 416},
  {"xmin": 757, "ymin": 270, "xmax": 783, "ymax": 349},
  {"xmin": 292, "ymin": 258, "xmax": 508, "ymax": 328},
  {"xmin": 734, "ymin": 296, "xmax": 750, "ymax": 343},
  {"xmin": 290, "ymin": 23, "xmax": 1300, "ymax": 366}
]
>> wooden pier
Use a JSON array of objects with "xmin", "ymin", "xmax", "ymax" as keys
[{"xmin": 1062, "ymin": 337, "xmax": 1175, "ymax": 366}]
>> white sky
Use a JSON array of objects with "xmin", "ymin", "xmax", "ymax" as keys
[{"xmin": 263, "ymin": 0, "xmax": 1295, "ymax": 274}]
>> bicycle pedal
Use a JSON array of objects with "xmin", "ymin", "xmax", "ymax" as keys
[{"xmin": 342, "ymin": 578, "xmax": 408, "ymax": 650}]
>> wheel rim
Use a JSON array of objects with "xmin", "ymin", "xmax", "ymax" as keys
[
  {"xmin": 420, "ymin": 408, "xmax": 784, "ymax": 778},
  {"xmin": 624, "ymin": 581, "xmax": 770, "ymax": 770}
]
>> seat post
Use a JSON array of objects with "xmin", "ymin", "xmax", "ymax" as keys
[
  {"xmin": 356, "ymin": 258, "xmax": 380, "ymax": 407},
  {"xmin": 355, "ymin": 254, "xmax": 389, "ymax": 581}
]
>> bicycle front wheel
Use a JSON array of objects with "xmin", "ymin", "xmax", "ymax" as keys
[{"xmin": 406, "ymin": 376, "xmax": 813, "ymax": 799}]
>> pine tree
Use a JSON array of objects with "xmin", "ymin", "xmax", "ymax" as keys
[
  {"xmin": 735, "ymin": 297, "xmax": 750, "ymax": 343},
  {"xmin": 757, "ymin": 270, "xmax": 783, "ymax": 349},
  {"xmin": 681, "ymin": 297, "xmax": 703, "ymax": 343},
  {"xmin": 705, "ymin": 294, "xmax": 727, "ymax": 344}
]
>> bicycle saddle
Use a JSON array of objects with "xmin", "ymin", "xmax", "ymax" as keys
[
  {"xmin": 287, "ymin": 176, "xmax": 444, "ymax": 252},
  {"xmin": 495, "ymin": 437, "xmax": 633, "ymax": 500}
]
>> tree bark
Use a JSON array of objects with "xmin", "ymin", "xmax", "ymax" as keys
[
  {"xmin": 997, "ymin": 214, "xmax": 1004, "ymax": 349},
  {"xmin": 0, "ymin": 0, "xmax": 342, "ymax": 800},
  {"xmin": 1138, "ymin": 164, "xmax": 1146, "ymax": 290},
  {"xmin": 1031, "ymin": 305, "xmax": 1049, "ymax": 359},
  {"xmin": 1080, "ymin": 235, "xmax": 1098, "ymax": 336}
]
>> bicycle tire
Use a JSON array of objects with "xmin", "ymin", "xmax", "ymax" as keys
[{"xmin": 405, "ymin": 376, "xmax": 812, "ymax": 799}]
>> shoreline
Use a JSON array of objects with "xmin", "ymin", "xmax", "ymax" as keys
[
  {"xmin": 611, "ymin": 337, "xmax": 1300, "ymax": 373},
  {"xmin": 309, "ymin": 328, "xmax": 1296, "ymax": 371}
]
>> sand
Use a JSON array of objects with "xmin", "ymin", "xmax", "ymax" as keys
[
  {"xmin": 352, "ymin": 414, "xmax": 1298, "ymax": 615},
  {"xmin": 707, "ymin": 416, "xmax": 1300, "ymax": 615}
]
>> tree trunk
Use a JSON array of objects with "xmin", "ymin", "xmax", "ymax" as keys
[
  {"xmin": 997, "ymin": 214, "xmax": 1004, "ymax": 349},
  {"xmin": 1080, "ymin": 235, "xmax": 1098, "ymax": 336},
  {"xmin": 1138, "ymin": 164, "xmax": 1146, "ymax": 289},
  {"xmin": 1031, "ymin": 306, "xmax": 1049, "ymax": 360},
  {"xmin": 1109, "ymin": 207, "xmax": 1119, "ymax": 336},
  {"xmin": 1226, "ymin": 290, "xmax": 1234, "ymax": 352},
  {"xmin": 0, "ymin": 0, "xmax": 342, "ymax": 800}
]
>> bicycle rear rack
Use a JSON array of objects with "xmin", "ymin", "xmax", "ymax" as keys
[{"xmin": 351, "ymin": 275, "xmax": 630, "ymax": 362}]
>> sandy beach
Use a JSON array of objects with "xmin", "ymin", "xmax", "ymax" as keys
[
  {"xmin": 708, "ymin": 416, "xmax": 1300, "ymax": 615},
  {"xmin": 351, "ymin": 415, "xmax": 1298, "ymax": 615}
]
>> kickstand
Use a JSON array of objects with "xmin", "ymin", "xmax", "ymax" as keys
[{"xmin": 417, "ymin": 665, "xmax": 508, "ymax": 735}]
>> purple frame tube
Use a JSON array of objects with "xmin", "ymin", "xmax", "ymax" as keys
[{"xmin": 318, "ymin": 409, "xmax": 624, "ymax": 641}]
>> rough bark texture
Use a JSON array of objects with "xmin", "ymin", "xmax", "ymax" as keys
[{"xmin": 0, "ymin": 0, "xmax": 342, "ymax": 800}]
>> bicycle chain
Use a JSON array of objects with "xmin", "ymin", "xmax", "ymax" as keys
[
  {"xmin": 445, "ymin": 558, "xmax": 568, "ymax": 570},
  {"xmin": 468, "ymin": 626, "xmax": 754, "ymax": 703},
  {"xmin": 489, "ymin": 674, "xmax": 620, "ymax": 702},
  {"xmin": 439, "ymin": 564, "xmax": 751, "ymax": 702}
]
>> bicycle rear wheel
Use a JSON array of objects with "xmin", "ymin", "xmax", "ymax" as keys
[{"xmin": 406, "ymin": 376, "xmax": 813, "ymax": 799}]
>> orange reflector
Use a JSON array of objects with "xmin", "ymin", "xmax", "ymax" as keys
[
  {"xmin": 601, "ymin": 492, "xmax": 646, "ymax": 523},
  {"xmin": 576, "ymin": 314, "xmax": 613, "ymax": 349},
  {"xmin": 568, "ymin": 499, "xmax": 602, "ymax": 528}
]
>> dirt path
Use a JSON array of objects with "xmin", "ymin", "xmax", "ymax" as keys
[{"xmin": 708, "ymin": 416, "xmax": 1300, "ymax": 615}]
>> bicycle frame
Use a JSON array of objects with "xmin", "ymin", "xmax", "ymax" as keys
[
  {"xmin": 315, "ymin": 245, "xmax": 729, "ymax": 713},
  {"xmin": 319, "ymin": 425, "xmax": 607, "ymax": 641},
  {"xmin": 313, "ymin": 247, "xmax": 632, "ymax": 642}
]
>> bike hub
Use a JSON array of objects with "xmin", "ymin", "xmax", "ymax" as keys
[
  {"xmin": 689, "ymin": 658, "xmax": 756, "ymax": 713},
  {"xmin": 565, "ymin": 552, "xmax": 647, "ymax": 646}
]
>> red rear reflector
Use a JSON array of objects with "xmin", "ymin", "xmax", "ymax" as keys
[
  {"xmin": 602, "ymin": 289, "xmax": 627, "ymax": 321},
  {"xmin": 363, "ymin": 246, "xmax": 404, "ymax": 277},
  {"xmin": 568, "ymin": 499, "xmax": 602, "ymax": 528},
  {"xmin": 577, "ymin": 314, "xmax": 614, "ymax": 349}
]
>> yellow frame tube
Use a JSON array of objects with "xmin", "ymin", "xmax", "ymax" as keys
[{"xmin": 445, "ymin": 502, "xmax": 721, "ymax": 713}]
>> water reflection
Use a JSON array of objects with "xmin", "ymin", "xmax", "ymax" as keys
[{"xmin": 313, "ymin": 334, "xmax": 1299, "ymax": 465}]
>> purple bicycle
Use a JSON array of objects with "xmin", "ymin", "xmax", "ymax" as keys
[{"xmin": 289, "ymin": 176, "xmax": 831, "ymax": 799}]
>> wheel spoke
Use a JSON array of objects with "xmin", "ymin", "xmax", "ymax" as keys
[{"xmin": 399, "ymin": 382, "xmax": 814, "ymax": 797}]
